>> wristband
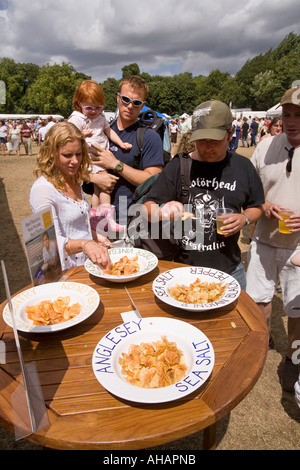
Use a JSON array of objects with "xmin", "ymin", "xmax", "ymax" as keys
[
  {"xmin": 242, "ymin": 213, "xmax": 251, "ymax": 225},
  {"xmin": 82, "ymin": 240, "xmax": 93, "ymax": 255}
]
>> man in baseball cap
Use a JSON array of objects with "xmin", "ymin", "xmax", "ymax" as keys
[
  {"xmin": 278, "ymin": 85, "xmax": 300, "ymax": 108},
  {"xmin": 190, "ymin": 100, "xmax": 233, "ymax": 142},
  {"xmin": 246, "ymin": 85, "xmax": 300, "ymax": 393},
  {"xmin": 143, "ymin": 99, "xmax": 264, "ymax": 291}
]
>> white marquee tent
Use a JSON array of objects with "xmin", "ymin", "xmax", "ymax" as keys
[{"xmin": 266, "ymin": 104, "xmax": 282, "ymax": 117}]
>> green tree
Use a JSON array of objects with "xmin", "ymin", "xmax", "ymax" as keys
[
  {"xmin": 101, "ymin": 77, "xmax": 120, "ymax": 111},
  {"xmin": 270, "ymin": 32, "xmax": 300, "ymax": 61},
  {"xmin": 0, "ymin": 58, "xmax": 39, "ymax": 113},
  {"xmin": 171, "ymin": 73, "xmax": 198, "ymax": 114},
  {"xmin": 121, "ymin": 63, "xmax": 140, "ymax": 78},
  {"xmin": 194, "ymin": 70, "xmax": 231, "ymax": 105},
  {"xmin": 250, "ymin": 70, "xmax": 282, "ymax": 109},
  {"xmin": 25, "ymin": 63, "xmax": 90, "ymax": 117}
]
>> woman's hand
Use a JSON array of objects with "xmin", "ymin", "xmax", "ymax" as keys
[
  {"xmin": 82, "ymin": 240, "xmax": 111, "ymax": 268},
  {"xmin": 95, "ymin": 232, "xmax": 113, "ymax": 248}
]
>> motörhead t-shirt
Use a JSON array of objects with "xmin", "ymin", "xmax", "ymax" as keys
[{"xmin": 144, "ymin": 152, "xmax": 264, "ymax": 274}]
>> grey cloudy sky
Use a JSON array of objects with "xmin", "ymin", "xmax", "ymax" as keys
[{"xmin": 0, "ymin": 0, "xmax": 299, "ymax": 82}]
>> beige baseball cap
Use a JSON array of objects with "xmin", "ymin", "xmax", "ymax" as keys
[
  {"xmin": 278, "ymin": 85, "xmax": 300, "ymax": 107},
  {"xmin": 190, "ymin": 100, "xmax": 233, "ymax": 142}
]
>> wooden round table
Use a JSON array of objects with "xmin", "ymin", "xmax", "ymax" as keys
[{"xmin": 0, "ymin": 260, "xmax": 269, "ymax": 450}]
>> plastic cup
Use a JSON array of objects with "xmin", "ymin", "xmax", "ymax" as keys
[
  {"xmin": 216, "ymin": 208, "xmax": 234, "ymax": 235},
  {"xmin": 278, "ymin": 210, "xmax": 294, "ymax": 234}
]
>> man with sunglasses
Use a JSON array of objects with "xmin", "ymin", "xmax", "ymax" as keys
[
  {"xmin": 90, "ymin": 75, "xmax": 164, "ymax": 225},
  {"xmin": 246, "ymin": 85, "xmax": 300, "ymax": 393}
]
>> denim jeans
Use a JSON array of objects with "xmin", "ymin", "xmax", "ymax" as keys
[
  {"xmin": 230, "ymin": 262, "xmax": 246, "ymax": 290},
  {"xmin": 241, "ymin": 135, "xmax": 249, "ymax": 147}
]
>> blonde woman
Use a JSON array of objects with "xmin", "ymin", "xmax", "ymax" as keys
[{"xmin": 30, "ymin": 121, "xmax": 111, "ymax": 272}]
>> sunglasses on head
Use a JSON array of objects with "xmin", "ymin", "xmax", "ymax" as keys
[
  {"xmin": 118, "ymin": 93, "xmax": 145, "ymax": 107},
  {"xmin": 285, "ymin": 147, "xmax": 295, "ymax": 173},
  {"xmin": 81, "ymin": 105, "xmax": 104, "ymax": 112}
]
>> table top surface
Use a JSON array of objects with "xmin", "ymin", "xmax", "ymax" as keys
[{"xmin": 0, "ymin": 260, "xmax": 269, "ymax": 450}]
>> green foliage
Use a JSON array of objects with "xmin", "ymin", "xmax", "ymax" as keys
[
  {"xmin": 101, "ymin": 77, "xmax": 119, "ymax": 111},
  {"xmin": 0, "ymin": 32, "xmax": 299, "ymax": 117},
  {"xmin": 122, "ymin": 63, "xmax": 140, "ymax": 78},
  {"xmin": 25, "ymin": 63, "xmax": 90, "ymax": 116}
]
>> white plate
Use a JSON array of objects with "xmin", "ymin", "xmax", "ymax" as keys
[
  {"xmin": 152, "ymin": 267, "xmax": 241, "ymax": 312},
  {"xmin": 85, "ymin": 247, "xmax": 158, "ymax": 283},
  {"xmin": 92, "ymin": 317, "xmax": 214, "ymax": 404},
  {"xmin": 3, "ymin": 282, "xmax": 100, "ymax": 333}
]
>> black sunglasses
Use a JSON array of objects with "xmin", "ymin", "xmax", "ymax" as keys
[
  {"xmin": 118, "ymin": 93, "xmax": 145, "ymax": 107},
  {"xmin": 285, "ymin": 147, "xmax": 295, "ymax": 173}
]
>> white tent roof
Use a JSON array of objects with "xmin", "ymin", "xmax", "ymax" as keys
[{"xmin": 267, "ymin": 104, "xmax": 282, "ymax": 116}]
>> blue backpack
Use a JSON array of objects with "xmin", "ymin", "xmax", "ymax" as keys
[{"xmin": 132, "ymin": 109, "xmax": 171, "ymax": 169}]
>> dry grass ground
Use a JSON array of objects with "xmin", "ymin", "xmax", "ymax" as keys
[{"xmin": 0, "ymin": 141, "xmax": 299, "ymax": 450}]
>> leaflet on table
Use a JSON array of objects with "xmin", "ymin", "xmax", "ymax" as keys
[{"xmin": 20, "ymin": 207, "xmax": 62, "ymax": 286}]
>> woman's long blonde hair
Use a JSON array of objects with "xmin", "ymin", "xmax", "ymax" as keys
[{"xmin": 35, "ymin": 122, "xmax": 90, "ymax": 191}]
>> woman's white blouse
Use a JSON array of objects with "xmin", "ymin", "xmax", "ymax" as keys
[{"xmin": 30, "ymin": 176, "xmax": 92, "ymax": 271}]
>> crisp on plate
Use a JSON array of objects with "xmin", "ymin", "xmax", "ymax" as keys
[
  {"xmin": 85, "ymin": 247, "xmax": 158, "ymax": 283},
  {"xmin": 152, "ymin": 267, "xmax": 241, "ymax": 312},
  {"xmin": 92, "ymin": 317, "xmax": 214, "ymax": 403},
  {"xmin": 3, "ymin": 282, "xmax": 100, "ymax": 333}
]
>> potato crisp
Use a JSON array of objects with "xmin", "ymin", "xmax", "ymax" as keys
[
  {"xmin": 25, "ymin": 296, "xmax": 81, "ymax": 325},
  {"xmin": 181, "ymin": 211, "xmax": 195, "ymax": 220},
  {"xmin": 103, "ymin": 255, "xmax": 140, "ymax": 276},
  {"xmin": 168, "ymin": 278, "xmax": 227, "ymax": 304},
  {"xmin": 119, "ymin": 336, "xmax": 187, "ymax": 388}
]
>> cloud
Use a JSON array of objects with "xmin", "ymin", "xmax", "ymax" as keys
[{"xmin": 0, "ymin": 0, "xmax": 299, "ymax": 82}]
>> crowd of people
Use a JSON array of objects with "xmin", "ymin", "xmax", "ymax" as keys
[
  {"xmin": 3, "ymin": 76, "xmax": 300, "ymax": 400},
  {"xmin": 0, "ymin": 115, "xmax": 62, "ymax": 156},
  {"xmin": 168, "ymin": 113, "xmax": 281, "ymax": 156}
]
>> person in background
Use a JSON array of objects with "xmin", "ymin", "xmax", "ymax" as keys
[
  {"xmin": 241, "ymin": 117, "xmax": 250, "ymax": 148},
  {"xmin": 259, "ymin": 116, "xmax": 282, "ymax": 142},
  {"xmin": 38, "ymin": 120, "xmax": 48, "ymax": 144},
  {"xmin": 8, "ymin": 121, "xmax": 21, "ymax": 156},
  {"xmin": 20, "ymin": 120, "xmax": 33, "ymax": 155},
  {"xmin": 246, "ymin": 85, "xmax": 300, "ymax": 392},
  {"xmin": 68, "ymin": 80, "xmax": 132, "ymax": 232},
  {"xmin": 250, "ymin": 118, "xmax": 259, "ymax": 146},
  {"xmin": 233, "ymin": 116, "xmax": 242, "ymax": 150},
  {"xmin": 169, "ymin": 120, "xmax": 179, "ymax": 156},
  {"xmin": 0, "ymin": 120, "xmax": 8, "ymax": 156},
  {"xmin": 30, "ymin": 121, "xmax": 111, "ymax": 272},
  {"xmin": 43, "ymin": 116, "xmax": 55, "ymax": 133}
]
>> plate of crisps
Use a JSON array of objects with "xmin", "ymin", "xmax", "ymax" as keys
[
  {"xmin": 3, "ymin": 282, "xmax": 100, "ymax": 333},
  {"xmin": 152, "ymin": 266, "xmax": 241, "ymax": 312},
  {"xmin": 85, "ymin": 247, "xmax": 158, "ymax": 283},
  {"xmin": 92, "ymin": 316, "xmax": 214, "ymax": 403}
]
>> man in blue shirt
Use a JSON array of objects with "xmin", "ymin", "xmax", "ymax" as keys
[
  {"xmin": 250, "ymin": 118, "xmax": 259, "ymax": 147},
  {"xmin": 90, "ymin": 75, "xmax": 164, "ymax": 224}
]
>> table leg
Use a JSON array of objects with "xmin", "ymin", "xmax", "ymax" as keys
[{"xmin": 203, "ymin": 423, "xmax": 216, "ymax": 450}]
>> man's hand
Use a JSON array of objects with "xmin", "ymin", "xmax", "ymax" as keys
[
  {"xmin": 160, "ymin": 201, "xmax": 184, "ymax": 221},
  {"xmin": 90, "ymin": 144, "xmax": 118, "ymax": 170}
]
